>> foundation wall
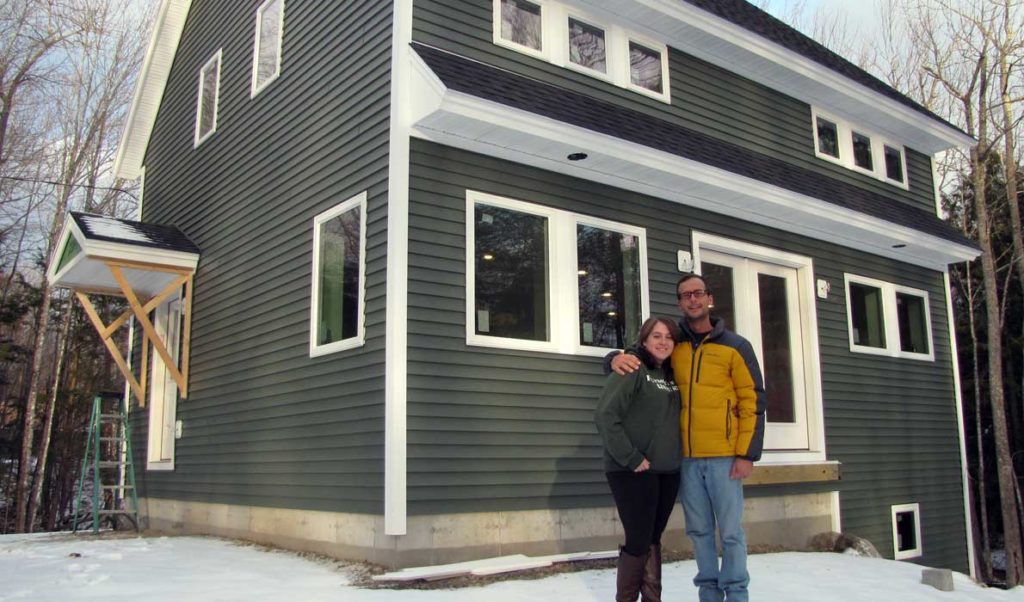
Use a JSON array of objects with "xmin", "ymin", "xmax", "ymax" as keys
[{"xmin": 141, "ymin": 491, "xmax": 838, "ymax": 568}]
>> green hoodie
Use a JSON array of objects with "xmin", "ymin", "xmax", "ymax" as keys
[{"xmin": 594, "ymin": 361, "xmax": 682, "ymax": 473}]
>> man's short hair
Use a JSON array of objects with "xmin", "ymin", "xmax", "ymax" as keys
[{"xmin": 676, "ymin": 272, "xmax": 711, "ymax": 294}]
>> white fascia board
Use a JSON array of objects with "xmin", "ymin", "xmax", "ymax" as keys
[
  {"xmin": 114, "ymin": 0, "xmax": 194, "ymax": 180},
  {"xmin": 83, "ymin": 240, "xmax": 200, "ymax": 271},
  {"xmin": 572, "ymin": 0, "xmax": 974, "ymax": 154},
  {"xmin": 410, "ymin": 81, "xmax": 978, "ymax": 270}
]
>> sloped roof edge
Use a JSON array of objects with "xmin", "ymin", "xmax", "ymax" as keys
[{"xmin": 113, "ymin": 0, "xmax": 193, "ymax": 180}]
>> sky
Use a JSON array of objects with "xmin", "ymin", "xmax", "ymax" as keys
[{"xmin": 2, "ymin": 532, "xmax": 1023, "ymax": 602}]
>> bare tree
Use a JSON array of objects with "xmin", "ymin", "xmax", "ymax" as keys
[{"xmin": 11, "ymin": 0, "xmax": 149, "ymax": 533}]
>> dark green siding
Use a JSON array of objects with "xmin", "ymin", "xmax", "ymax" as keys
[
  {"xmin": 131, "ymin": 0, "xmax": 393, "ymax": 515},
  {"xmin": 411, "ymin": 0, "xmax": 937, "ymax": 213},
  {"xmin": 407, "ymin": 139, "xmax": 967, "ymax": 572}
]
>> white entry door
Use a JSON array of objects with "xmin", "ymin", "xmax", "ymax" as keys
[{"xmin": 698, "ymin": 249, "xmax": 810, "ymax": 450}]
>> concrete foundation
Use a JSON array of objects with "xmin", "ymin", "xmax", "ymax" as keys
[{"xmin": 141, "ymin": 491, "xmax": 838, "ymax": 568}]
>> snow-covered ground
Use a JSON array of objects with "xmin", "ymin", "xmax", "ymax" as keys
[{"xmin": 1, "ymin": 532, "xmax": 1022, "ymax": 601}]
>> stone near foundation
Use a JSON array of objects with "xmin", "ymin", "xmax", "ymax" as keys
[{"xmin": 921, "ymin": 568, "xmax": 954, "ymax": 591}]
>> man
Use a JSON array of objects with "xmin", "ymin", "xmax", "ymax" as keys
[{"xmin": 609, "ymin": 273, "xmax": 766, "ymax": 602}]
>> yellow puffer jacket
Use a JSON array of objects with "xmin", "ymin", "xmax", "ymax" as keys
[{"xmin": 672, "ymin": 317, "xmax": 766, "ymax": 460}]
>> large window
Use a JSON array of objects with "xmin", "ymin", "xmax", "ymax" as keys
[
  {"xmin": 693, "ymin": 233, "xmax": 825, "ymax": 460},
  {"xmin": 811, "ymin": 109, "xmax": 908, "ymax": 189},
  {"xmin": 251, "ymin": 0, "xmax": 284, "ymax": 97},
  {"xmin": 467, "ymin": 191, "xmax": 648, "ymax": 355},
  {"xmin": 494, "ymin": 0, "xmax": 670, "ymax": 102},
  {"xmin": 310, "ymin": 193, "xmax": 366, "ymax": 356},
  {"xmin": 194, "ymin": 50, "xmax": 222, "ymax": 147},
  {"xmin": 844, "ymin": 274, "xmax": 933, "ymax": 360}
]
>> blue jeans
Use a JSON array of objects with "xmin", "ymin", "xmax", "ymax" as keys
[{"xmin": 681, "ymin": 457, "xmax": 749, "ymax": 602}]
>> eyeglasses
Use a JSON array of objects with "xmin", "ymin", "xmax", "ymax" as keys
[{"xmin": 677, "ymin": 289, "xmax": 709, "ymax": 301}]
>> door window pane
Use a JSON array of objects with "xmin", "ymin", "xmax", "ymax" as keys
[
  {"xmin": 629, "ymin": 41, "xmax": 662, "ymax": 93},
  {"xmin": 501, "ymin": 0, "xmax": 542, "ymax": 51},
  {"xmin": 849, "ymin": 282, "xmax": 886, "ymax": 348},
  {"xmin": 816, "ymin": 117, "xmax": 840, "ymax": 159},
  {"xmin": 317, "ymin": 207, "xmax": 361, "ymax": 345},
  {"xmin": 852, "ymin": 131, "xmax": 873, "ymax": 170},
  {"xmin": 577, "ymin": 225, "xmax": 640, "ymax": 348},
  {"xmin": 700, "ymin": 262, "xmax": 734, "ymax": 332},
  {"xmin": 884, "ymin": 145, "xmax": 904, "ymax": 183},
  {"xmin": 475, "ymin": 203, "xmax": 549, "ymax": 341},
  {"xmin": 896, "ymin": 292, "xmax": 929, "ymax": 354},
  {"xmin": 758, "ymin": 274, "xmax": 795, "ymax": 423},
  {"xmin": 568, "ymin": 18, "xmax": 606, "ymax": 73}
]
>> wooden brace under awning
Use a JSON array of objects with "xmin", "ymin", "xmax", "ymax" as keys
[{"xmin": 74, "ymin": 259, "xmax": 194, "ymax": 407}]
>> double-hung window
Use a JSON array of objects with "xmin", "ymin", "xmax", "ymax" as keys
[
  {"xmin": 812, "ymin": 109, "xmax": 908, "ymax": 188},
  {"xmin": 844, "ymin": 274, "xmax": 933, "ymax": 360},
  {"xmin": 467, "ymin": 190, "xmax": 648, "ymax": 355},
  {"xmin": 310, "ymin": 193, "xmax": 367, "ymax": 356},
  {"xmin": 194, "ymin": 50, "xmax": 222, "ymax": 147},
  {"xmin": 251, "ymin": 0, "xmax": 284, "ymax": 97},
  {"xmin": 494, "ymin": 0, "xmax": 670, "ymax": 102}
]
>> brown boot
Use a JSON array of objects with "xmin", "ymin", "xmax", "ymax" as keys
[
  {"xmin": 640, "ymin": 543, "xmax": 662, "ymax": 602},
  {"xmin": 616, "ymin": 547, "xmax": 647, "ymax": 602}
]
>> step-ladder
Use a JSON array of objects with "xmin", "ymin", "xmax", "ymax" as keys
[{"xmin": 72, "ymin": 392, "xmax": 140, "ymax": 533}]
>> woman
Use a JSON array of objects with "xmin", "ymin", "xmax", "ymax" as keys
[{"xmin": 595, "ymin": 316, "xmax": 682, "ymax": 602}]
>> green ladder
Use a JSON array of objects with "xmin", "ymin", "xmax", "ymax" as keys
[{"xmin": 72, "ymin": 392, "xmax": 140, "ymax": 533}]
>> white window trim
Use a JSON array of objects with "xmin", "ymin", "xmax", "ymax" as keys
[
  {"xmin": 466, "ymin": 190, "xmax": 649, "ymax": 356},
  {"xmin": 812, "ymin": 108, "xmax": 908, "ymax": 190},
  {"xmin": 844, "ymin": 273, "xmax": 934, "ymax": 361},
  {"xmin": 194, "ymin": 49, "xmax": 222, "ymax": 147},
  {"xmin": 251, "ymin": 0, "xmax": 284, "ymax": 98},
  {"xmin": 309, "ymin": 192, "xmax": 368, "ymax": 357},
  {"xmin": 493, "ymin": 0, "xmax": 671, "ymax": 103},
  {"xmin": 891, "ymin": 502, "xmax": 923, "ymax": 560},
  {"xmin": 691, "ymin": 231, "xmax": 826, "ymax": 463}
]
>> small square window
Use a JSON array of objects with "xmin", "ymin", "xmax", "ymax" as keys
[
  {"xmin": 896, "ymin": 292, "xmax": 929, "ymax": 354},
  {"xmin": 629, "ymin": 41, "xmax": 663, "ymax": 94},
  {"xmin": 892, "ymin": 503, "xmax": 922, "ymax": 560},
  {"xmin": 577, "ymin": 224, "xmax": 641, "ymax": 348},
  {"xmin": 884, "ymin": 145, "xmax": 904, "ymax": 183},
  {"xmin": 849, "ymin": 282, "xmax": 885, "ymax": 348},
  {"xmin": 815, "ymin": 117, "xmax": 840, "ymax": 159},
  {"xmin": 500, "ymin": 0, "xmax": 542, "ymax": 51},
  {"xmin": 194, "ymin": 51, "xmax": 222, "ymax": 146},
  {"xmin": 310, "ymin": 193, "xmax": 366, "ymax": 356},
  {"xmin": 252, "ymin": 0, "xmax": 284, "ymax": 96},
  {"xmin": 568, "ymin": 17, "xmax": 606, "ymax": 74},
  {"xmin": 852, "ymin": 131, "xmax": 873, "ymax": 171},
  {"xmin": 474, "ymin": 202, "xmax": 550, "ymax": 341}
]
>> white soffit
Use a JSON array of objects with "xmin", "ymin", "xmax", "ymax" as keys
[
  {"xmin": 114, "ymin": 0, "xmax": 193, "ymax": 180},
  {"xmin": 408, "ymin": 55, "xmax": 977, "ymax": 270},
  {"xmin": 568, "ymin": 0, "xmax": 974, "ymax": 154}
]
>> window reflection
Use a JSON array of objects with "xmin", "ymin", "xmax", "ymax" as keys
[
  {"xmin": 700, "ymin": 262, "xmax": 734, "ymax": 331},
  {"xmin": 852, "ymin": 132, "xmax": 873, "ymax": 170},
  {"xmin": 475, "ymin": 203, "xmax": 549, "ymax": 341},
  {"xmin": 816, "ymin": 117, "xmax": 839, "ymax": 159},
  {"xmin": 569, "ymin": 18, "xmax": 606, "ymax": 73},
  {"xmin": 577, "ymin": 225, "xmax": 641, "ymax": 348},
  {"xmin": 318, "ymin": 207, "xmax": 361, "ymax": 344},
  {"xmin": 849, "ymin": 282, "xmax": 886, "ymax": 348},
  {"xmin": 896, "ymin": 292, "xmax": 929, "ymax": 354},
  {"xmin": 629, "ymin": 41, "xmax": 662, "ymax": 93},
  {"xmin": 501, "ymin": 0, "xmax": 542, "ymax": 50},
  {"xmin": 758, "ymin": 274, "xmax": 795, "ymax": 423}
]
